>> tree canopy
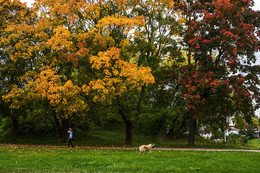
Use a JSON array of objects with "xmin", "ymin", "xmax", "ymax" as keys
[{"xmin": 0, "ymin": 0, "xmax": 259, "ymax": 145}]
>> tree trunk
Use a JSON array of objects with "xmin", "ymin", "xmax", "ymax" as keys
[
  {"xmin": 188, "ymin": 113, "xmax": 196, "ymax": 146},
  {"xmin": 61, "ymin": 118, "xmax": 69, "ymax": 143},
  {"xmin": 53, "ymin": 112, "xmax": 69, "ymax": 142},
  {"xmin": 117, "ymin": 96, "xmax": 134, "ymax": 145},
  {"xmin": 124, "ymin": 120, "xmax": 133, "ymax": 145},
  {"xmin": 11, "ymin": 116, "xmax": 19, "ymax": 142},
  {"xmin": 54, "ymin": 112, "xmax": 62, "ymax": 139}
]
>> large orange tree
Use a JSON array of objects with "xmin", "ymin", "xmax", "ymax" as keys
[{"xmin": 2, "ymin": 0, "xmax": 155, "ymax": 144}]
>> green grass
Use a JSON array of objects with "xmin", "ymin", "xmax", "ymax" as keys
[
  {"xmin": 74, "ymin": 130, "xmax": 260, "ymax": 150},
  {"xmin": 0, "ymin": 144, "xmax": 259, "ymax": 173},
  {"xmin": 247, "ymin": 138, "xmax": 260, "ymax": 149}
]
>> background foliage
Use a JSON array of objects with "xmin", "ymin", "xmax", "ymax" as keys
[{"xmin": 0, "ymin": 0, "xmax": 259, "ymax": 146}]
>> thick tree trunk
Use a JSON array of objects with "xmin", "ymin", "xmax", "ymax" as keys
[
  {"xmin": 188, "ymin": 113, "xmax": 196, "ymax": 146},
  {"xmin": 117, "ymin": 96, "xmax": 133, "ymax": 145},
  {"xmin": 119, "ymin": 111, "xmax": 133, "ymax": 145},
  {"xmin": 54, "ymin": 113, "xmax": 62, "ymax": 139},
  {"xmin": 116, "ymin": 85, "xmax": 145, "ymax": 145},
  {"xmin": 61, "ymin": 118, "xmax": 69, "ymax": 143},
  {"xmin": 11, "ymin": 116, "xmax": 19, "ymax": 142},
  {"xmin": 124, "ymin": 120, "xmax": 133, "ymax": 145},
  {"xmin": 53, "ymin": 113, "xmax": 69, "ymax": 143}
]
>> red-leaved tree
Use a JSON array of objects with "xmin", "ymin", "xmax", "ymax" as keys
[{"xmin": 178, "ymin": 0, "xmax": 260, "ymax": 145}]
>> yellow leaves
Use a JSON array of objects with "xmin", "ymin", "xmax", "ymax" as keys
[
  {"xmin": 35, "ymin": 18, "xmax": 52, "ymax": 33},
  {"xmin": 84, "ymin": 1, "xmax": 101, "ymax": 19},
  {"xmin": 82, "ymin": 84, "xmax": 90, "ymax": 94},
  {"xmin": 97, "ymin": 15, "xmax": 145, "ymax": 34},
  {"xmin": 120, "ymin": 62, "xmax": 155, "ymax": 87},
  {"xmin": 116, "ymin": 0, "xmax": 129, "ymax": 6},
  {"xmin": 119, "ymin": 39, "xmax": 130, "ymax": 48},
  {"xmin": 90, "ymin": 47, "xmax": 121, "ymax": 70},
  {"xmin": 0, "ymin": 0, "xmax": 32, "ymax": 25},
  {"xmin": 1, "ymin": 0, "xmax": 158, "ymax": 117},
  {"xmin": 93, "ymin": 34, "xmax": 110, "ymax": 49},
  {"xmin": 177, "ymin": 18, "xmax": 187, "ymax": 24},
  {"xmin": 88, "ymin": 47, "xmax": 154, "ymax": 103},
  {"xmin": 77, "ymin": 29, "xmax": 115, "ymax": 53},
  {"xmin": 0, "ymin": 23, "xmax": 37, "ymax": 61},
  {"xmin": 91, "ymin": 79, "xmax": 105, "ymax": 92},
  {"xmin": 48, "ymin": 26, "xmax": 74, "ymax": 52},
  {"xmin": 2, "ymin": 85, "xmax": 27, "ymax": 110},
  {"xmin": 10, "ymin": 66, "xmax": 89, "ymax": 116}
]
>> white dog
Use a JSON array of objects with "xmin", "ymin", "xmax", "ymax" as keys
[{"xmin": 139, "ymin": 144, "xmax": 156, "ymax": 154}]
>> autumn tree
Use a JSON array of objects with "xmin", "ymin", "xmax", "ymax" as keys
[
  {"xmin": 0, "ymin": 0, "xmax": 37, "ymax": 141},
  {"xmin": 178, "ymin": 0, "xmax": 260, "ymax": 145},
  {"xmin": 81, "ymin": 1, "xmax": 156, "ymax": 144},
  {"xmin": 1, "ymin": 0, "xmax": 156, "ymax": 144},
  {"xmin": 1, "ymin": 0, "xmax": 90, "ymax": 141}
]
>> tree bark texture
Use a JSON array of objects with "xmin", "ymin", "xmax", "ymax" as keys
[{"xmin": 188, "ymin": 112, "xmax": 196, "ymax": 146}]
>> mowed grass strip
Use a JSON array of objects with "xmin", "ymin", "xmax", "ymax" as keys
[{"xmin": 0, "ymin": 145, "xmax": 259, "ymax": 173}]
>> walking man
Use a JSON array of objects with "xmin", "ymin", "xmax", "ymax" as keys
[{"xmin": 68, "ymin": 128, "xmax": 74, "ymax": 148}]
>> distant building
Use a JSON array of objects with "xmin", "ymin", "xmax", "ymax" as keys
[
  {"xmin": 225, "ymin": 117, "xmax": 240, "ymax": 136},
  {"xmin": 225, "ymin": 126, "xmax": 239, "ymax": 136},
  {"xmin": 199, "ymin": 129, "xmax": 212, "ymax": 139},
  {"xmin": 254, "ymin": 129, "xmax": 259, "ymax": 138},
  {"xmin": 199, "ymin": 117, "xmax": 239, "ymax": 139}
]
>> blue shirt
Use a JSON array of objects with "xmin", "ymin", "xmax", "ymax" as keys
[{"xmin": 68, "ymin": 130, "xmax": 73, "ymax": 139}]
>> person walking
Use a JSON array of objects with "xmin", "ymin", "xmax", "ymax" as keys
[{"xmin": 68, "ymin": 128, "xmax": 74, "ymax": 148}]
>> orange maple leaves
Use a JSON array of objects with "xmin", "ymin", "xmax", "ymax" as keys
[
  {"xmin": 49, "ymin": 26, "xmax": 74, "ymax": 52},
  {"xmin": 3, "ymin": 67, "xmax": 88, "ymax": 118},
  {"xmin": 85, "ymin": 47, "xmax": 154, "ymax": 103},
  {"xmin": 2, "ymin": 0, "xmax": 155, "ymax": 118},
  {"xmin": 97, "ymin": 15, "xmax": 145, "ymax": 34}
]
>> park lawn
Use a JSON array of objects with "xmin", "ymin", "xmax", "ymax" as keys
[
  {"xmin": 0, "ymin": 144, "xmax": 259, "ymax": 173},
  {"xmin": 247, "ymin": 138, "xmax": 260, "ymax": 149}
]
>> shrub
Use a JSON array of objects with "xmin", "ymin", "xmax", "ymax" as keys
[{"xmin": 227, "ymin": 134, "xmax": 249, "ymax": 145}]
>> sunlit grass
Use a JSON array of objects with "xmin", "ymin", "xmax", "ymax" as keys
[{"xmin": 0, "ymin": 144, "xmax": 259, "ymax": 172}]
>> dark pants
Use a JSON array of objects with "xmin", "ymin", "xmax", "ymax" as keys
[{"xmin": 68, "ymin": 138, "xmax": 74, "ymax": 147}]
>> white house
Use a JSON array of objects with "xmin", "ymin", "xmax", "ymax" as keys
[
  {"xmin": 200, "ymin": 129, "xmax": 212, "ymax": 139},
  {"xmin": 199, "ymin": 117, "xmax": 239, "ymax": 139},
  {"xmin": 225, "ymin": 117, "xmax": 239, "ymax": 136}
]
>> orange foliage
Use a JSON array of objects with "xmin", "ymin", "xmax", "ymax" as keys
[
  {"xmin": 32, "ymin": 67, "xmax": 88, "ymax": 117},
  {"xmin": 2, "ymin": 0, "xmax": 154, "ymax": 117},
  {"xmin": 85, "ymin": 47, "xmax": 154, "ymax": 103},
  {"xmin": 48, "ymin": 26, "xmax": 75, "ymax": 52},
  {"xmin": 97, "ymin": 15, "xmax": 145, "ymax": 34}
]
